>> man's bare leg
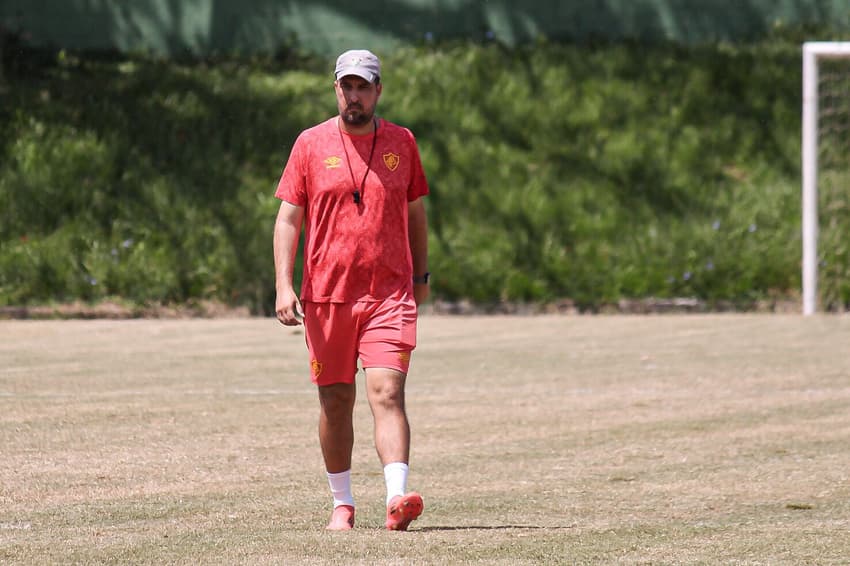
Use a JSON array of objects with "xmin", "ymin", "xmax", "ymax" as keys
[
  {"xmin": 366, "ymin": 367, "xmax": 423, "ymax": 530},
  {"xmin": 318, "ymin": 382, "xmax": 356, "ymax": 530}
]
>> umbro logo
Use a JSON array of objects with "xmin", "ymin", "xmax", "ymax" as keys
[{"xmin": 324, "ymin": 156, "xmax": 342, "ymax": 169}]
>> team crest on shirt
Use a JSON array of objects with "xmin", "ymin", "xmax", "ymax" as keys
[
  {"xmin": 311, "ymin": 359, "xmax": 323, "ymax": 378},
  {"xmin": 324, "ymin": 156, "xmax": 342, "ymax": 169},
  {"xmin": 383, "ymin": 152, "xmax": 400, "ymax": 171}
]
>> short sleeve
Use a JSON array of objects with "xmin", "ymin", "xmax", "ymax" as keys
[
  {"xmin": 275, "ymin": 134, "xmax": 308, "ymax": 206},
  {"xmin": 405, "ymin": 130, "xmax": 429, "ymax": 202}
]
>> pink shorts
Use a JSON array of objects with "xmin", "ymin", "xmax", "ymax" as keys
[{"xmin": 302, "ymin": 289, "xmax": 417, "ymax": 386}]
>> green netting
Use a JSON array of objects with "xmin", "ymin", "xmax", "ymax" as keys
[
  {"xmin": 818, "ymin": 57, "xmax": 850, "ymax": 309},
  {"xmin": 2, "ymin": 0, "xmax": 850, "ymax": 57}
]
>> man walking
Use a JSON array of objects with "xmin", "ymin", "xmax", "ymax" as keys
[{"xmin": 273, "ymin": 49, "xmax": 430, "ymax": 531}]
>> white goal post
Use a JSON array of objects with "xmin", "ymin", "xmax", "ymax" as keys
[{"xmin": 802, "ymin": 42, "xmax": 850, "ymax": 315}]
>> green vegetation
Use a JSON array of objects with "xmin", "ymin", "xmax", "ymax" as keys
[{"xmin": 0, "ymin": 36, "xmax": 844, "ymax": 313}]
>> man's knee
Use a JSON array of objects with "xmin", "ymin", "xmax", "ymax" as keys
[{"xmin": 366, "ymin": 369, "xmax": 406, "ymax": 410}]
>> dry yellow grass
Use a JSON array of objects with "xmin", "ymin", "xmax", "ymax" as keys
[{"xmin": 1, "ymin": 314, "xmax": 849, "ymax": 564}]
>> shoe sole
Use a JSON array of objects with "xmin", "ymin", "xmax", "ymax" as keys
[{"xmin": 386, "ymin": 493, "xmax": 424, "ymax": 531}]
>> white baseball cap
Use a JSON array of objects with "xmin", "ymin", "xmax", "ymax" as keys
[{"xmin": 334, "ymin": 49, "xmax": 381, "ymax": 83}]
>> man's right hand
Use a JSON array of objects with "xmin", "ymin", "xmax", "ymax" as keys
[{"xmin": 275, "ymin": 289, "xmax": 304, "ymax": 326}]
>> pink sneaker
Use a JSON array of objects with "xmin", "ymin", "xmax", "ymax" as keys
[
  {"xmin": 326, "ymin": 505, "xmax": 355, "ymax": 531},
  {"xmin": 385, "ymin": 492, "xmax": 424, "ymax": 531}
]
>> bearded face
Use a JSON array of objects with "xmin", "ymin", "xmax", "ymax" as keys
[
  {"xmin": 335, "ymin": 76, "xmax": 382, "ymax": 128},
  {"xmin": 340, "ymin": 102, "xmax": 373, "ymax": 127}
]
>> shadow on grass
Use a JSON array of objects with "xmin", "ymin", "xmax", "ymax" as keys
[{"xmin": 417, "ymin": 524, "xmax": 576, "ymax": 532}]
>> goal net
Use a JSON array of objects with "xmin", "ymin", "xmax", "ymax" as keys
[{"xmin": 802, "ymin": 42, "xmax": 850, "ymax": 314}]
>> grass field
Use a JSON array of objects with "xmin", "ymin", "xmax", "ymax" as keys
[{"xmin": 2, "ymin": 314, "xmax": 849, "ymax": 565}]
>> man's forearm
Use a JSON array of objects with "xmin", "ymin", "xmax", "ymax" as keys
[
  {"xmin": 408, "ymin": 198, "xmax": 429, "ymax": 277},
  {"xmin": 274, "ymin": 202, "xmax": 304, "ymax": 293}
]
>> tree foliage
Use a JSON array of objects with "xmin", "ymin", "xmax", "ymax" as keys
[{"xmin": 0, "ymin": 37, "xmax": 841, "ymax": 312}]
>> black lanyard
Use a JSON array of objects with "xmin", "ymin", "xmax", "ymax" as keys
[{"xmin": 338, "ymin": 117, "xmax": 378, "ymax": 204}]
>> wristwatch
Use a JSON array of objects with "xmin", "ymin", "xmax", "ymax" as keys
[{"xmin": 413, "ymin": 272, "xmax": 430, "ymax": 284}]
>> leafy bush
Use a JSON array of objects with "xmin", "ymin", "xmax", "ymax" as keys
[{"xmin": 0, "ymin": 37, "xmax": 843, "ymax": 312}]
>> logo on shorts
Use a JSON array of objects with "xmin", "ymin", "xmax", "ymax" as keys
[
  {"xmin": 311, "ymin": 359, "xmax": 323, "ymax": 378},
  {"xmin": 398, "ymin": 352, "xmax": 410, "ymax": 364},
  {"xmin": 383, "ymin": 152, "xmax": 400, "ymax": 171},
  {"xmin": 324, "ymin": 156, "xmax": 342, "ymax": 169}
]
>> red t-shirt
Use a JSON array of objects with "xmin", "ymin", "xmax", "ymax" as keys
[{"xmin": 275, "ymin": 117, "xmax": 429, "ymax": 302}]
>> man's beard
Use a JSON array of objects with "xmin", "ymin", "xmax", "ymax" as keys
[{"xmin": 340, "ymin": 105, "xmax": 374, "ymax": 127}]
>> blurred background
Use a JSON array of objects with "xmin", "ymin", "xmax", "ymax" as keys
[
  {"xmin": 1, "ymin": 1, "xmax": 849, "ymax": 315},
  {"xmin": 3, "ymin": 1, "xmax": 850, "ymax": 56}
]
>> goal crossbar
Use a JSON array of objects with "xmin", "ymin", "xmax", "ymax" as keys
[{"xmin": 802, "ymin": 42, "xmax": 850, "ymax": 315}]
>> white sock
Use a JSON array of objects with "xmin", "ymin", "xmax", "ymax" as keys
[
  {"xmin": 327, "ymin": 470, "xmax": 355, "ymax": 508},
  {"xmin": 383, "ymin": 462, "xmax": 409, "ymax": 505}
]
